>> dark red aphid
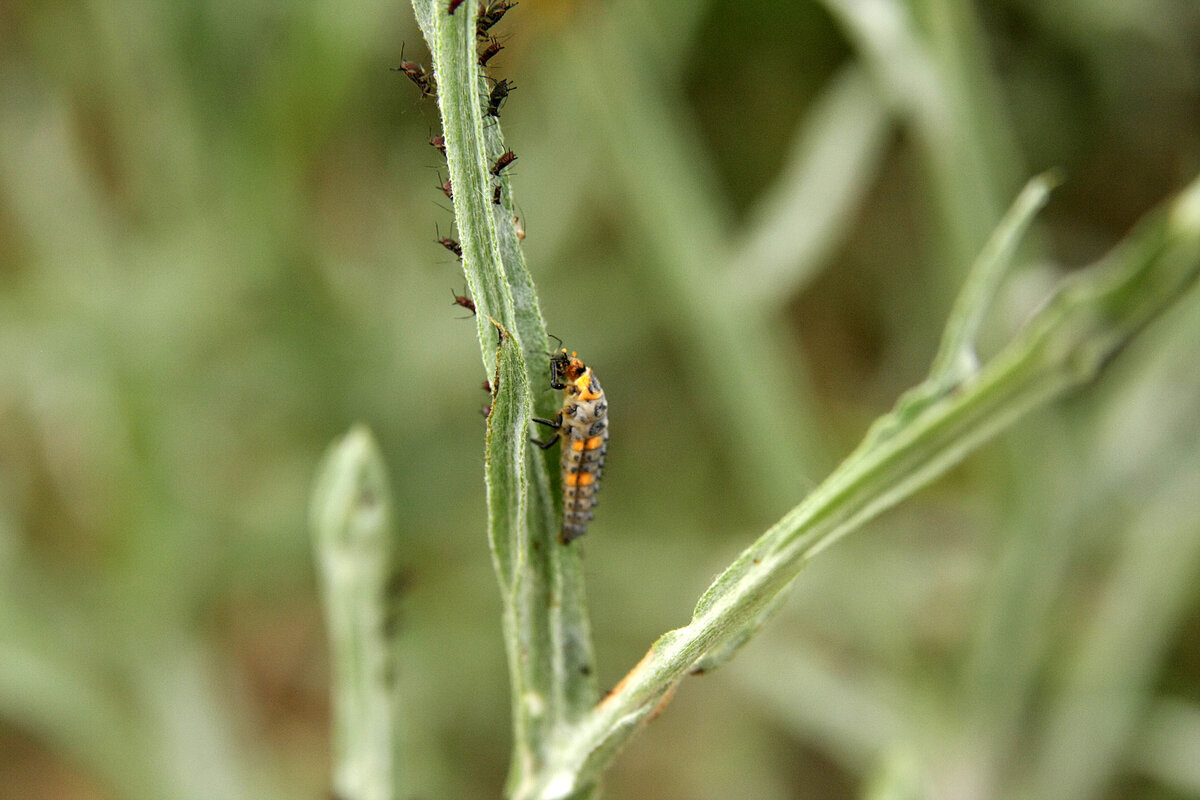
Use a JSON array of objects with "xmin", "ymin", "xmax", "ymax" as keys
[
  {"xmin": 476, "ymin": 0, "xmax": 517, "ymax": 38},
  {"xmin": 436, "ymin": 225, "xmax": 463, "ymax": 259},
  {"xmin": 450, "ymin": 287, "xmax": 476, "ymax": 316},
  {"xmin": 490, "ymin": 150, "xmax": 518, "ymax": 176},
  {"xmin": 484, "ymin": 78, "xmax": 514, "ymax": 118},
  {"xmin": 493, "ymin": 184, "xmax": 503, "ymax": 205},
  {"xmin": 448, "ymin": 0, "xmax": 466, "ymax": 13},
  {"xmin": 478, "ymin": 37, "xmax": 504, "ymax": 67},
  {"xmin": 441, "ymin": 176, "xmax": 454, "ymax": 200},
  {"xmin": 429, "ymin": 134, "xmax": 447, "ymax": 154},
  {"xmin": 439, "ymin": 238, "xmax": 463, "ymax": 259},
  {"xmin": 482, "ymin": 379, "xmax": 492, "ymax": 393},
  {"xmin": 393, "ymin": 44, "xmax": 436, "ymax": 97},
  {"xmin": 435, "ymin": 223, "xmax": 462, "ymax": 259}
]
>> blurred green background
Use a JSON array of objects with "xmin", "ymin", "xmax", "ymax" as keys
[{"xmin": 2, "ymin": 0, "xmax": 1200, "ymax": 798}]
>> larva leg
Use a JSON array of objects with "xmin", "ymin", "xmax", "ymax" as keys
[
  {"xmin": 529, "ymin": 434, "xmax": 559, "ymax": 450},
  {"xmin": 530, "ymin": 412, "xmax": 563, "ymax": 449}
]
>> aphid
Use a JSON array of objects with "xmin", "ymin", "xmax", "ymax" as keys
[
  {"xmin": 441, "ymin": 176, "xmax": 454, "ymax": 200},
  {"xmin": 429, "ymin": 134, "xmax": 447, "ymax": 154},
  {"xmin": 482, "ymin": 379, "xmax": 492, "ymax": 393},
  {"xmin": 484, "ymin": 78, "xmax": 514, "ymax": 118},
  {"xmin": 476, "ymin": 0, "xmax": 517, "ymax": 38},
  {"xmin": 393, "ymin": 44, "xmax": 436, "ymax": 97},
  {"xmin": 439, "ymin": 237, "xmax": 462, "ymax": 259},
  {"xmin": 450, "ymin": 287, "xmax": 476, "ymax": 316},
  {"xmin": 493, "ymin": 184, "xmax": 503, "ymax": 205},
  {"xmin": 436, "ymin": 225, "xmax": 463, "ymax": 259},
  {"xmin": 513, "ymin": 215, "xmax": 525, "ymax": 241},
  {"xmin": 448, "ymin": 0, "xmax": 466, "ymax": 13},
  {"xmin": 490, "ymin": 150, "xmax": 518, "ymax": 176},
  {"xmin": 531, "ymin": 348, "xmax": 609, "ymax": 543},
  {"xmin": 478, "ymin": 37, "xmax": 504, "ymax": 67}
]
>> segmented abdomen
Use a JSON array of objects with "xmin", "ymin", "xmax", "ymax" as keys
[{"xmin": 560, "ymin": 375, "xmax": 607, "ymax": 543}]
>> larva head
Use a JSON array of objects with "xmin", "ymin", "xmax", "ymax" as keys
[{"xmin": 549, "ymin": 349, "xmax": 588, "ymax": 391}]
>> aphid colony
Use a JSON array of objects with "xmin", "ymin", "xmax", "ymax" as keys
[
  {"xmin": 533, "ymin": 350, "xmax": 608, "ymax": 543},
  {"xmin": 402, "ymin": 3, "xmax": 609, "ymax": 543},
  {"xmin": 398, "ymin": 0, "xmax": 520, "ymax": 269}
]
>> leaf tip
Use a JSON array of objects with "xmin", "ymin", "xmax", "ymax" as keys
[{"xmin": 310, "ymin": 424, "xmax": 391, "ymax": 548}]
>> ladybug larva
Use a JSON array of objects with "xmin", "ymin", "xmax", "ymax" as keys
[{"xmin": 532, "ymin": 349, "xmax": 608, "ymax": 543}]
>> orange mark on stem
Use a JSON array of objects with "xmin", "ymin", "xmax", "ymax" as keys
[{"xmin": 599, "ymin": 647, "xmax": 656, "ymax": 710}]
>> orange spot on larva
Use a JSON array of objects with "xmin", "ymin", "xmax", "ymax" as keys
[{"xmin": 563, "ymin": 471, "xmax": 595, "ymax": 487}]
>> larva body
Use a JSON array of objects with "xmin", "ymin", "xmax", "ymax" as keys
[{"xmin": 533, "ymin": 350, "xmax": 608, "ymax": 543}]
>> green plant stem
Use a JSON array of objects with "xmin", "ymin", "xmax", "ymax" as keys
[
  {"xmin": 310, "ymin": 426, "xmax": 402, "ymax": 800},
  {"xmin": 518, "ymin": 176, "xmax": 1200, "ymax": 800},
  {"xmin": 411, "ymin": 4, "xmax": 597, "ymax": 796}
]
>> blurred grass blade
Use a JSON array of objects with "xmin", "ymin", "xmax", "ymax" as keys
[
  {"xmin": 957, "ymin": 422, "xmax": 1088, "ymax": 785},
  {"xmin": 729, "ymin": 639, "xmax": 905, "ymax": 774},
  {"xmin": 310, "ymin": 426, "xmax": 402, "ymax": 800},
  {"xmin": 819, "ymin": 0, "xmax": 1016, "ymax": 271},
  {"xmin": 1022, "ymin": 463, "xmax": 1200, "ymax": 800},
  {"xmin": 521, "ymin": 174, "xmax": 1200, "ymax": 799},
  {"xmin": 862, "ymin": 748, "xmax": 926, "ymax": 800},
  {"xmin": 1136, "ymin": 699, "xmax": 1200, "ymax": 795},
  {"xmin": 557, "ymin": 23, "xmax": 830, "ymax": 499},
  {"xmin": 732, "ymin": 65, "xmax": 892, "ymax": 307}
]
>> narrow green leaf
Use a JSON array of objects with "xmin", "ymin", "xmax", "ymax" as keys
[
  {"xmin": 310, "ymin": 426, "xmax": 402, "ymax": 800},
  {"xmin": 929, "ymin": 171, "xmax": 1059, "ymax": 387},
  {"xmin": 861, "ymin": 171, "xmax": 1056, "ymax": 451}
]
